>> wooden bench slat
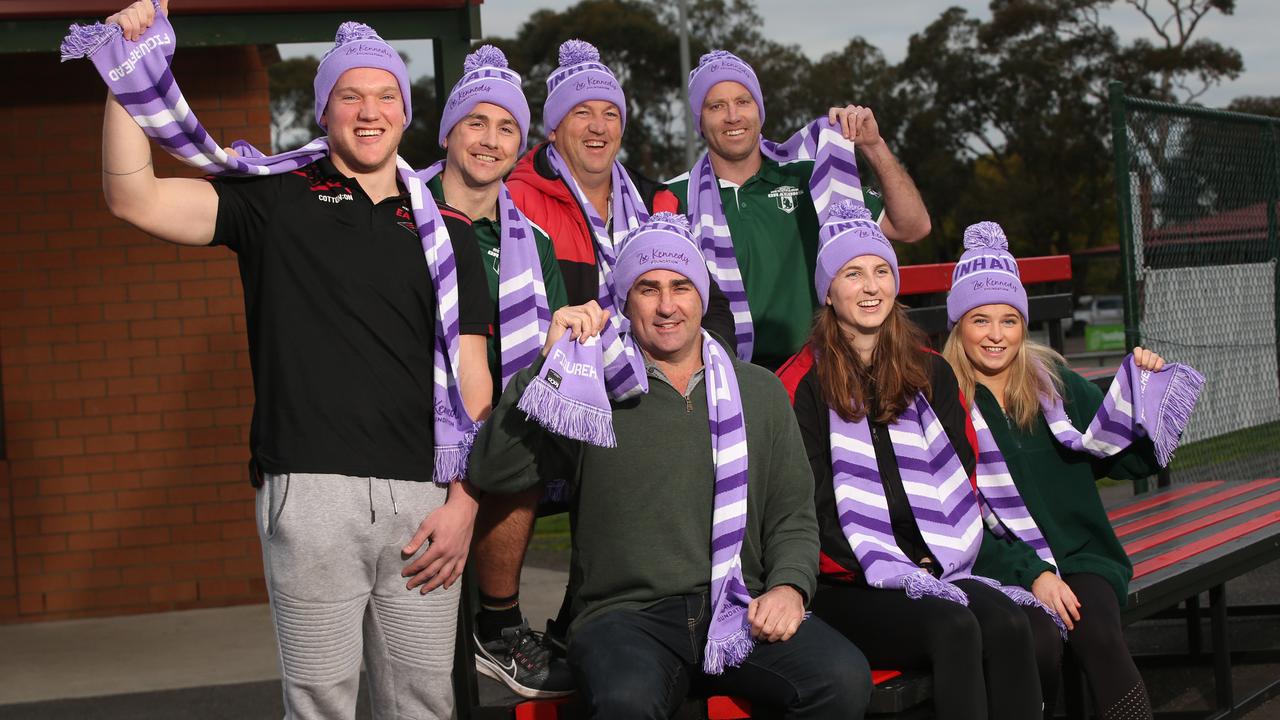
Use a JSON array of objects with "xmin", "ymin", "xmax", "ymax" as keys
[
  {"xmin": 898, "ymin": 255, "xmax": 1072, "ymax": 296},
  {"xmin": 1107, "ymin": 481, "xmax": 1222, "ymax": 522},
  {"xmin": 1113, "ymin": 478, "xmax": 1280, "ymax": 538},
  {"xmin": 1131, "ymin": 509, "xmax": 1280, "ymax": 578},
  {"xmin": 1123, "ymin": 489, "xmax": 1280, "ymax": 556}
]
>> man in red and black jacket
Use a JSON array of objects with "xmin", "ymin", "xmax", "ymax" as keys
[{"xmin": 507, "ymin": 39, "xmax": 735, "ymax": 346}]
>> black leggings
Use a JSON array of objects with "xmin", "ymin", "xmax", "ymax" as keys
[
  {"xmin": 811, "ymin": 578, "xmax": 1062, "ymax": 720},
  {"xmin": 1061, "ymin": 573, "xmax": 1152, "ymax": 719}
]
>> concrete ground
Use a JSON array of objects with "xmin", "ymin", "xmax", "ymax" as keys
[{"xmin": 2, "ymin": 497, "xmax": 1279, "ymax": 719}]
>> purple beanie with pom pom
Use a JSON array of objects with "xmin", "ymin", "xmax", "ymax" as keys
[
  {"xmin": 946, "ymin": 221, "xmax": 1028, "ymax": 327},
  {"xmin": 313, "ymin": 22, "xmax": 413, "ymax": 129},
  {"xmin": 614, "ymin": 212, "xmax": 710, "ymax": 313},
  {"xmin": 815, "ymin": 200, "xmax": 898, "ymax": 303},
  {"xmin": 543, "ymin": 39, "xmax": 627, "ymax": 133},
  {"xmin": 687, "ymin": 50, "xmax": 765, "ymax": 137},
  {"xmin": 438, "ymin": 45, "xmax": 531, "ymax": 152}
]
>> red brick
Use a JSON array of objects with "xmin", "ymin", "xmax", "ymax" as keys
[
  {"xmin": 156, "ymin": 336, "xmax": 207, "ymax": 355},
  {"xmin": 62, "ymin": 455, "xmax": 115, "ymax": 476},
  {"xmin": 51, "ymin": 304, "xmax": 104, "ymax": 324},
  {"xmin": 42, "ymin": 552, "xmax": 94, "ymax": 573},
  {"xmin": 13, "ymin": 496, "xmax": 65, "ymax": 517},
  {"xmin": 172, "ymin": 523, "xmax": 222, "ymax": 544},
  {"xmin": 155, "ymin": 298, "xmax": 206, "ymax": 319},
  {"xmin": 220, "ymin": 519, "xmax": 258, "ymax": 541},
  {"xmin": 181, "ymin": 278, "xmax": 232, "ymax": 299},
  {"xmin": 152, "ymin": 263, "xmax": 205, "ymax": 282},
  {"xmin": 117, "ymin": 489, "xmax": 169, "ymax": 510},
  {"xmin": 2, "ymin": 307, "xmax": 52, "ymax": 327},
  {"xmin": 80, "ymin": 569, "xmax": 124, "ymax": 590},
  {"xmin": 130, "ymin": 319, "xmax": 182, "ymax": 339},
  {"xmin": 104, "ymin": 303, "xmax": 155, "ymax": 321},
  {"xmin": 182, "ymin": 316, "xmax": 234, "ymax": 336},
  {"xmin": 57, "ymin": 416, "xmax": 110, "ymax": 436},
  {"xmin": 40, "ymin": 513, "xmax": 91, "ymax": 533},
  {"xmin": 188, "ymin": 426, "xmax": 240, "ymax": 447},
  {"xmin": 18, "ymin": 593, "xmax": 45, "ymax": 615},
  {"xmin": 5, "ymin": 344, "xmax": 53, "ymax": 365},
  {"xmin": 39, "ymin": 474, "xmax": 93, "ymax": 495},
  {"xmin": 163, "ymin": 410, "xmax": 214, "ymax": 430},
  {"xmin": 188, "ymin": 389, "xmax": 239, "ymax": 409},
  {"xmin": 28, "ymin": 399, "xmax": 83, "ymax": 420},
  {"xmin": 207, "ymin": 332, "xmax": 246, "ymax": 352},
  {"xmin": 66, "ymin": 530, "xmax": 118, "ymax": 551},
  {"xmin": 136, "ymin": 430, "xmax": 185, "ymax": 451},
  {"xmin": 195, "ymin": 503, "xmax": 250, "ymax": 524},
  {"xmin": 111, "ymin": 413, "xmax": 163, "ymax": 433},
  {"xmin": 93, "ymin": 547, "xmax": 147, "ymax": 568},
  {"xmin": 7, "ymin": 420, "xmax": 57, "ymax": 441},
  {"xmin": 9, "ymin": 458, "xmax": 63, "ymax": 478},
  {"xmin": 80, "ymin": 358, "xmax": 132, "ymax": 379},
  {"xmin": 17, "ymin": 533, "xmax": 67, "ymax": 555},
  {"xmin": 76, "ymin": 284, "xmax": 128, "ymax": 304},
  {"xmin": 24, "ymin": 574, "xmax": 70, "ymax": 593},
  {"xmin": 107, "ymin": 376, "xmax": 159, "ymax": 396},
  {"xmin": 72, "ymin": 209, "xmax": 121, "ymax": 230},
  {"xmin": 49, "ymin": 268, "xmax": 102, "ymax": 288},
  {"xmin": 115, "ymin": 451, "xmax": 169, "ymax": 473},
  {"xmin": 83, "ymin": 434, "xmax": 136, "ymax": 454},
  {"xmin": 31, "ymin": 437, "xmax": 85, "ymax": 458},
  {"xmin": 52, "ymin": 380, "xmax": 104, "ymax": 401},
  {"xmin": 78, "ymin": 322, "xmax": 130, "ymax": 342},
  {"xmin": 161, "ymin": 372, "xmax": 210, "ymax": 392},
  {"xmin": 171, "ymin": 558, "xmax": 222, "ymax": 579},
  {"xmin": 198, "ymin": 578, "xmax": 251, "ymax": 600},
  {"xmin": 64, "ymin": 492, "xmax": 117, "ymax": 514},
  {"xmin": 91, "ymin": 509, "xmax": 144, "ymax": 530},
  {"xmin": 148, "ymin": 582, "xmax": 198, "ymax": 604},
  {"xmin": 87, "ymin": 472, "xmax": 141, "ymax": 492},
  {"xmin": 21, "ymin": 287, "xmax": 76, "ymax": 307},
  {"xmin": 212, "ymin": 407, "xmax": 252, "ymax": 426},
  {"xmin": 105, "ymin": 339, "xmax": 157, "ymax": 358},
  {"xmin": 126, "ymin": 245, "xmax": 179, "ymax": 264},
  {"xmin": 82, "ymin": 396, "xmax": 136, "ymax": 416},
  {"xmin": 131, "ymin": 355, "xmax": 184, "ymax": 375},
  {"xmin": 73, "ymin": 247, "xmax": 127, "ymax": 267},
  {"xmin": 19, "ymin": 213, "xmax": 71, "ymax": 232},
  {"xmin": 5, "ymin": 381, "xmax": 54, "ymax": 403},
  {"xmin": 142, "ymin": 506, "xmax": 194, "ymax": 526},
  {"xmin": 127, "ymin": 283, "xmax": 179, "ymax": 302},
  {"xmin": 122, "ymin": 564, "xmax": 172, "ymax": 585},
  {"xmin": 52, "ymin": 342, "xmax": 104, "ymax": 363}
]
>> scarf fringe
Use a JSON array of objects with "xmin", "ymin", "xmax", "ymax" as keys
[
  {"xmin": 701, "ymin": 629, "xmax": 755, "ymax": 676},
  {"xmin": 902, "ymin": 572, "xmax": 969, "ymax": 605},
  {"xmin": 1149, "ymin": 363, "xmax": 1205, "ymax": 467},
  {"xmin": 433, "ymin": 443, "xmax": 470, "ymax": 487},
  {"xmin": 60, "ymin": 21, "xmax": 118, "ymax": 61},
  {"xmin": 979, "ymin": 578, "xmax": 1070, "ymax": 640},
  {"xmin": 517, "ymin": 376, "xmax": 617, "ymax": 447}
]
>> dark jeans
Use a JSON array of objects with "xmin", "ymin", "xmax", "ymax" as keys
[
  {"xmin": 812, "ymin": 578, "xmax": 1061, "ymax": 720},
  {"xmin": 568, "ymin": 593, "xmax": 871, "ymax": 720}
]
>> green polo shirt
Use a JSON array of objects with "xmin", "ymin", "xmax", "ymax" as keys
[
  {"xmin": 667, "ymin": 158, "xmax": 885, "ymax": 368},
  {"xmin": 427, "ymin": 174, "xmax": 568, "ymax": 394}
]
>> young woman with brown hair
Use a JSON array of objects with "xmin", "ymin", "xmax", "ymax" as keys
[{"xmin": 782, "ymin": 202, "xmax": 1062, "ymax": 720}]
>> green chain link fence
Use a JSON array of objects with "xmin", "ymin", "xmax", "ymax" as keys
[{"xmin": 1110, "ymin": 81, "xmax": 1280, "ymax": 484}]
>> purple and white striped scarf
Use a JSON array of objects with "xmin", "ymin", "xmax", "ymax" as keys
[
  {"xmin": 830, "ymin": 392, "xmax": 1064, "ymax": 633},
  {"xmin": 544, "ymin": 145, "xmax": 649, "ymax": 308},
  {"xmin": 420, "ymin": 162, "xmax": 550, "ymax": 390},
  {"xmin": 521, "ymin": 329, "xmax": 755, "ymax": 673},
  {"xmin": 687, "ymin": 118, "xmax": 866, "ymax": 360},
  {"xmin": 62, "ymin": 12, "xmax": 476, "ymax": 484},
  {"xmin": 976, "ymin": 355, "xmax": 1204, "ymax": 554}
]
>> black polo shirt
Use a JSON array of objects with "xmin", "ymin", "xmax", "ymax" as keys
[{"xmin": 211, "ymin": 157, "xmax": 492, "ymax": 482}]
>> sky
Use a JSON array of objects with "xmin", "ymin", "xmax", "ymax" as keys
[{"xmin": 282, "ymin": 1, "xmax": 1275, "ymax": 108}]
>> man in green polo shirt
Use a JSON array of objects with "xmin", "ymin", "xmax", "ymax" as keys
[
  {"xmin": 666, "ymin": 50, "xmax": 931, "ymax": 369},
  {"xmin": 432, "ymin": 46, "xmax": 572, "ymax": 698}
]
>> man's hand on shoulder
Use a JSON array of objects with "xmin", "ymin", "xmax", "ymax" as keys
[{"xmin": 747, "ymin": 584, "xmax": 805, "ymax": 643}]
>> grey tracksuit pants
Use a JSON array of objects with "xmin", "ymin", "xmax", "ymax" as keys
[{"xmin": 256, "ymin": 473, "xmax": 458, "ymax": 720}]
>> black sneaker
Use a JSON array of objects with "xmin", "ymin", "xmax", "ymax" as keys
[{"xmin": 475, "ymin": 621, "xmax": 575, "ymax": 699}]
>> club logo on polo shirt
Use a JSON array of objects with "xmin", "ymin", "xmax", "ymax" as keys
[
  {"xmin": 395, "ymin": 206, "xmax": 417, "ymax": 236},
  {"xmin": 487, "ymin": 247, "xmax": 501, "ymax": 274},
  {"xmin": 768, "ymin": 185, "xmax": 802, "ymax": 214}
]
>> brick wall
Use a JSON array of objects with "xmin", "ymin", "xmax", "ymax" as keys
[{"xmin": 0, "ymin": 46, "xmax": 273, "ymax": 621}]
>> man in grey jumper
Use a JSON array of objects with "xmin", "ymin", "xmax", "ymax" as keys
[{"xmin": 469, "ymin": 215, "xmax": 870, "ymax": 719}]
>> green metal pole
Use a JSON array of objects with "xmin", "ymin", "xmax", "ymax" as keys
[
  {"xmin": 1109, "ymin": 81, "xmax": 1142, "ymax": 351},
  {"xmin": 1269, "ymin": 122, "xmax": 1280, "ymax": 394}
]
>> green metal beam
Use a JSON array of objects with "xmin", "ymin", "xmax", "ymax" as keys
[{"xmin": 1109, "ymin": 80, "xmax": 1142, "ymax": 353}]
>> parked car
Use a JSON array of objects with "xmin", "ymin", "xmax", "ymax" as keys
[{"xmin": 1065, "ymin": 294, "xmax": 1123, "ymax": 335}]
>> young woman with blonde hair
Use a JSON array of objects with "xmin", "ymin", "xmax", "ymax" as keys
[{"xmin": 943, "ymin": 221, "xmax": 1203, "ymax": 720}]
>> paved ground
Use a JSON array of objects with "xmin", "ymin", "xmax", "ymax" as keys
[{"xmin": 2, "ymin": 494, "xmax": 1278, "ymax": 719}]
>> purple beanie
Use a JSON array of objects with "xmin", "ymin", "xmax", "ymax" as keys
[
  {"xmin": 543, "ymin": 40, "xmax": 627, "ymax": 133},
  {"xmin": 313, "ymin": 22, "xmax": 413, "ymax": 129},
  {"xmin": 614, "ymin": 213, "xmax": 710, "ymax": 314},
  {"xmin": 946, "ymin": 221, "xmax": 1028, "ymax": 327},
  {"xmin": 814, "ymin": 200, "xmax": 898, "ymax": 303},
  {"xmin": 438, "ymin": 45, "xmax": 531, "ymax": 153},
  {"xmin": 687, "ymin": 50, "xmax": 765, "ymax": 137}
]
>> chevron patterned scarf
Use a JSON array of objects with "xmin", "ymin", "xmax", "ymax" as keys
[
  {"xmin": 829, "ymin": 392, "xmax": 1064, "ymax": 634},
  {"xmin": 62, "ymin": 11, "xmax": 477, "ymax": 484},
  {"xmin": 687, "ymin": 117, "xmax": 866, "ymax": 360}
]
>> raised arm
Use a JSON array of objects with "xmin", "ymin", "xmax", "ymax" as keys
[
  {"xmin": 828, "ymin": 104, "xmax": 932, "ymax": 243},
  {"xmin": 101, "ymin": 0, "xmax": 219, "ymax": 246}
]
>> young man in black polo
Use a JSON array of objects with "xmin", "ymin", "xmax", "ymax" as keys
[{"xmin": 101, "ymin": 3, "xmax": 491, "ymax": 717}]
